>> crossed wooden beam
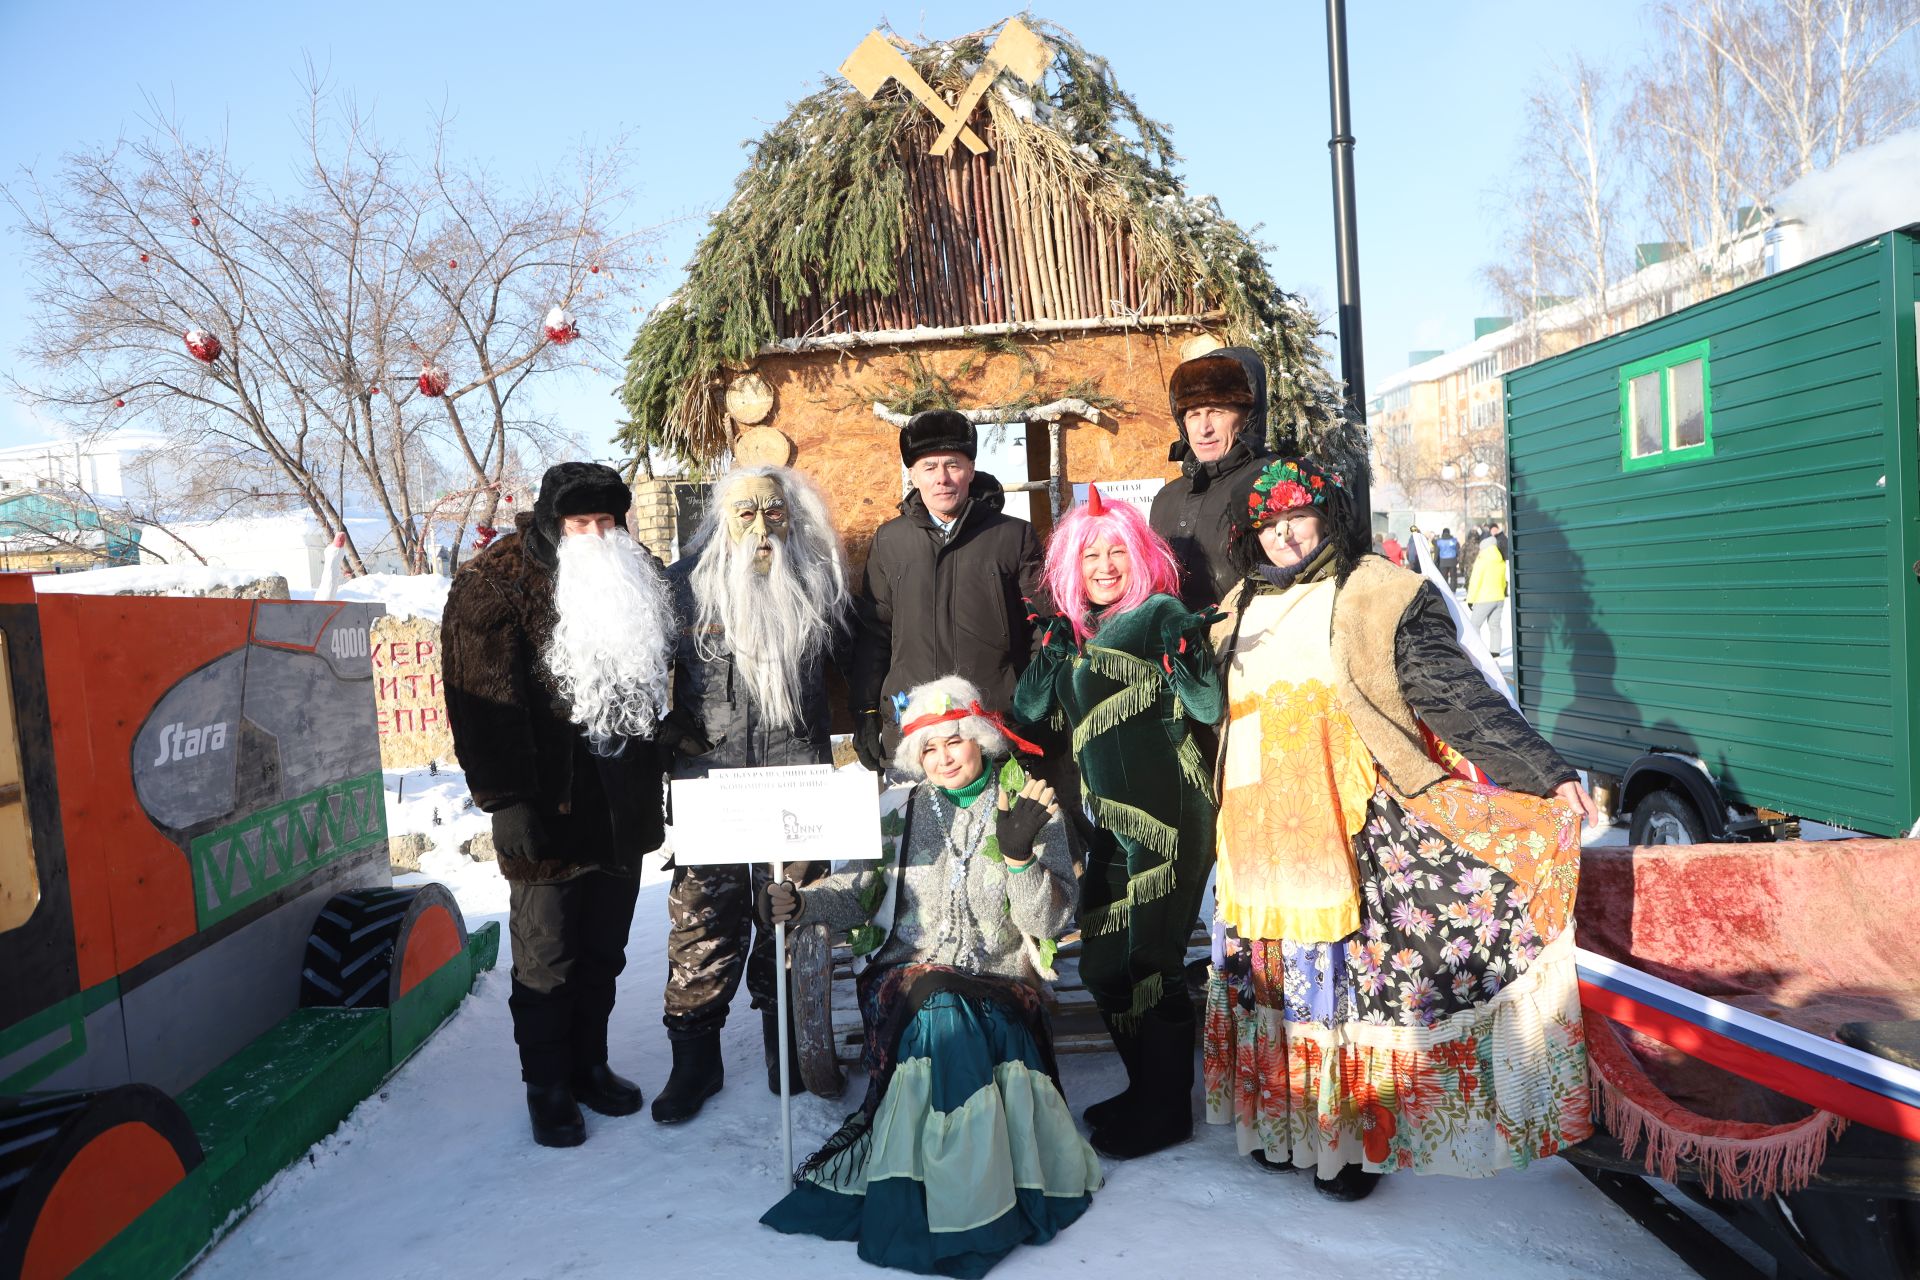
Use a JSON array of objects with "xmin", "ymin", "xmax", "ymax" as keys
[{"xmin": 839, "ymin": 18, "xmax": 1053, "ymax": 157}]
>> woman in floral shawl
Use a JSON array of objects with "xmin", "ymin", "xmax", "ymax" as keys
[
  {"xmin": 1013, "ymin": 490, "xmax": 1223, "ymax": 1160},
  {"xmin": 759, "ymin": 676, "xmax": 1099, "ymax": 1279},
  {"xmin": 1204, "ymin": 454, "xmax": 1599, "ymax": 1200}
]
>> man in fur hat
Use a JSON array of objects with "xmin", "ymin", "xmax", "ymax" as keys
[
  {"xmin": 849, "ymin": 409, "xmax": 1044, "ymax": 771},
  {"xmin": 652, "ymin": 464, "xmax": 852, "ymax": 1123},
  {"xmin": 1150, "ymin": 347, "xmax": 1275, "ymax": 612},
  {"xmin": 442, "ymin": 461, "xmax": 674, "ymax": 1148}
]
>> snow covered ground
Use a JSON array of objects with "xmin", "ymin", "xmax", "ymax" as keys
[{"xmin": 188, "ymin": 773, "xmax": 1692, "ymax": 1280}]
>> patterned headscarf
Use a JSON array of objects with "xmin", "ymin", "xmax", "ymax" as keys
[{"xmin": 1243, "ymin": 456, "xmax": 1347, "ymax": 532}]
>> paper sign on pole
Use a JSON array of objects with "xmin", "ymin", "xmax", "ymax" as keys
[
  {"xmin": 665, "ymin": 762, "xmax": 885, "ymax": 1186},
  {"xmin": 667, "ymin": 764, "xmax": 883, "ymax": 867}
]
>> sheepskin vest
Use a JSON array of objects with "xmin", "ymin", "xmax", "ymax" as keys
[
  {"xmin": 1328, "ymin": 556, "xmax": 1447, "ymax": 796},
  {"xmin": 1215, "ymin": 554, "xmax": 1444, "ymax": 798}
]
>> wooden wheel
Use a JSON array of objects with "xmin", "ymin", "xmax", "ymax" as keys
[{"xmin": 789, "ymin": 921, "xmax": 844, "ymax": 1098}]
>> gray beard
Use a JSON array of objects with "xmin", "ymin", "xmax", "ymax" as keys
[
  {"xmin": 688, "ymin": 533, "xmax": 841, "ymax": 729},
  {"xmin": 544, "ymin": 529, "xmax": 675, "ymax": 746}
]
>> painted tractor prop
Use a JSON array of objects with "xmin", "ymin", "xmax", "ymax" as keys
[{"xmin": 0, "ymin": 577, "xmax": 497, "ymax": 1279}]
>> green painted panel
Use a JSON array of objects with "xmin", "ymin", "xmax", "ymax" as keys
[
  {"xmin": 71, "ymin": 1172, "xmax": 213, "ymax": 1280},
  {"xmin": 176, "ymin": 1007, "xmax": 390, "ymax": 1221},
  {"xmin": 389, "ymin": 950, "xmax": 471, "ymax": 1067},
  {"xmin": 1505, "ymin": 231, "xmax": 1917, "ymax": 834}
]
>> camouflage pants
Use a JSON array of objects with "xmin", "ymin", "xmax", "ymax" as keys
[{"xmin": 662, "ymin": 859, "xmax": 822, "ymax": 1041}]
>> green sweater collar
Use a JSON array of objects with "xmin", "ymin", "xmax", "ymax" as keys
[{"xmin": 939, "ymin": 771, "xmax": 992, "ymax": 808}]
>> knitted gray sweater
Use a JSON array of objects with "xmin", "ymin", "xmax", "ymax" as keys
[{"xmin": 799, "ymin": 774, "xmax": 1075, "ymax": 980}]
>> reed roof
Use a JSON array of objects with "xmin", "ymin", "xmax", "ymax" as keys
[{"xmin": 619, "ymin": 19, "xmax": 1349, "ymax": 468}]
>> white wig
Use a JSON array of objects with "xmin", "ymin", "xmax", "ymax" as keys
[
  {"xmin": 684, "ymin": 464, "xmax": 850, "ymax": 729},
  {"xmin": 893, "ymin": 675, "xmax": 1012, "ymax": 776}
]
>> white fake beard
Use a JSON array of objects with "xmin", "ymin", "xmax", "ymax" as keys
[
  {"xmin": 689, "ymin": 530, "xmax": 840, "ymax": 730},
  {"xmin": 545, "ymin": 528, "xmax": 675, "ymax": 745}
]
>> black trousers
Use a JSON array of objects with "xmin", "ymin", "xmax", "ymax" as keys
[{"xmin": 508, "ymin": 869, "xmax": 641, "ymax": 1086}]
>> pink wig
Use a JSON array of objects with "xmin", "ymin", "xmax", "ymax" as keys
[{"xmin": 1042, "ymin": 491, "xmax": 1183, "ymax": 640}]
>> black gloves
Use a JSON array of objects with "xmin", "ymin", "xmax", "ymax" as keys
[
  {"xmin": 656, "ymin": 706, "xmax": 714, "ymax": 767},
  {"xmin": 994, "ymin": 791, "xmax": 1053, "ymax": 865},
  {"xmin": 757, "ymin": 879, "xmax": 804, "ymax": 930},
  {"xmin": 491, "ymin": 803, "xmax": 547, "ymax": 862},
  {"xmin": 852, "ymin": 709, "xmax": 887, "ymax": 773}
]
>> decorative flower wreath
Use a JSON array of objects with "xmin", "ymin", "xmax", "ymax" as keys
[{"xmin": 1245, "ymin": 457, "xmax": 1346, "ymax": 531}]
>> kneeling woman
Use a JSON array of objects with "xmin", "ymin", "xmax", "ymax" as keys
[
  {"xmin": 1205, "ymin": 455, "xmax": 1599, "ymax": 1199},
  {"xmin": 760, "ymin": 676, "xmax": 1100, "ymax": 1279}
]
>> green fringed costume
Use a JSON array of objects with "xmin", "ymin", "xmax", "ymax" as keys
[{"xmin": 1013, "ymin": 594, "xmax": 1222, "ymax": 1028}]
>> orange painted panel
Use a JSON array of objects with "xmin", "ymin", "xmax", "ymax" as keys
[
  {"xmin": 398, "ymin": 904, "xmax": 462, "ymax": 996},
  {"xmin": 36, "ymin": 594, "xmax": 252, "ymax": 985},
  {"xmin": 20, "ymin": 1121, "xmax": 186, "ymax": 1280}
]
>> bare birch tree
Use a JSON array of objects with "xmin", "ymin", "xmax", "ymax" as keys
[{"xmin": 6, "ymin": 79, "xmax": 654, "ymax": 574}]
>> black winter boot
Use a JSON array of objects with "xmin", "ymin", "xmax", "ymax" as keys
[
  {"xmin": 572, "ymin": 1062, "xmax": 644, "ymax": 1117},
  {"xmin": 651, "ymin": 1032, "xmax": 724, "ymax": 1124},
  {"xmin": 1314, "ymin": 1165, "xmax": 1384, "ymax": 1201},
  {"xmin": 1089, "ymin": 1010, "xmax": 1195, "ymax": 1160},
  {"xmin": 1083, "ymin": 1013, "xmax": 1145, "ymax": 1130},
  {"xmin": 526, "ymin": 1083, "xmax": 586, "ymax": 1148},
  {"xmin": 762, "ymin": 1006, "xmax": 805, "ymax": 1094}
]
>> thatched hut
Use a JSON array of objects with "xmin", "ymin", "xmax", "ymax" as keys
[{"xmin": 619, "ymin": 18, "xmax": 1348, "ymax": 566}]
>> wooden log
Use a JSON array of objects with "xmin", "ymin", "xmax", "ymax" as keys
[
  {"xmin": 980, "ymin": 158, "xmax": 1008, "ymax": 324},
  {"xmin": 989, "ymin": 161, "xmax": 1023, "ymax": 322},
  {"xmin": 957, "ymin": 158, "xmax": 986, "ymax": 327},
  {"xmin": 967, "ymin": 156, "xmax": 994, "ymax": 323},
  {"xmin": 1095, "ymin": 217, "xmax": 1113, "ymax": 316},
  {"xmin": 944, "ymin": 158, "xmax": 973, "ymax": 327}
]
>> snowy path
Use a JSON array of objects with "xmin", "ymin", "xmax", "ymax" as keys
[{"xmin": 190, "ymin": 846, "xmax": 1691, "ymax": 1280}]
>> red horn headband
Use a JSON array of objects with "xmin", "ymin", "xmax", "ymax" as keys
[
  {"xmin": 900, "ymin": 701, "xmax": 1044, "ymax": 756},
  {"xmin": 1086, "ymin": 484, "xmax": 1108, "ymax": 517}
]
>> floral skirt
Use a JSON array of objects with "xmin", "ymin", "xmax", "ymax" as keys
[
  {"xmin": 1203, "ymin": 780, "xmax": 1591, "ymax": 1177},
  {"xmin": 762, "ymin": 966, "xmax": 1102, "ymax": 1278}
]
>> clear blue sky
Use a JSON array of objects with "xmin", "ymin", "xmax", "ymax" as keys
[{"xmin": 0, "ymin": 1, "xmax": 1644, "ymax": 456}]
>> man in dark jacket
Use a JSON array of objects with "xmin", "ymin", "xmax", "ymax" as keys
[
  {"xmin": 442, "ymin": 462, "xmax": 673, "ymax": 1148},
  {"xmin": 652, "ymin": 465, "xmax": 851, "ymax": 1124},
  {"xmin": 849, "ymin": 409, "xmax": 1043, "ymax": 768},
  {"xmin": 1148, "ymin": 347, "xmax": 1274, "ymax": 612}
]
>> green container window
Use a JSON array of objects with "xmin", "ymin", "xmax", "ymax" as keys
[{"xmin": 1618, "ymin": 340, "xmax": 1714, "ymax": 472}]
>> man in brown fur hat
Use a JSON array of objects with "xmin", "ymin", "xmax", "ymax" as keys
[
  {"xmin": 1149, "ymin": 347, "xmax": 1273, "ymax": 612},
  {"xmin": 442, "ymin": 461, "xmax": 675, "ymax": 1148}
]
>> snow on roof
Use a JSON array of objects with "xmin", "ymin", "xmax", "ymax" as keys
[
  {"xmin": 33, "ymin": 563, "xmax": 273, "ymax": 595},
  {"xmin": 314, "ymin": 572, "xmax": 450, "ymax": 623}
]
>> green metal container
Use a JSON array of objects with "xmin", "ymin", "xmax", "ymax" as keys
[{"xmin": 1504, "ymin": 228, "xmax": 1920, "ymax": 837}]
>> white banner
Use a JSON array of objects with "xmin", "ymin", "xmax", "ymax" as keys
[{"xmin": 667, "ymin": 764, "xmax": 883, "ymax": 867}]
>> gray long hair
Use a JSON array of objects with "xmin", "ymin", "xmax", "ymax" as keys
[{"xmin": 685, "ymin": 465, "xmax": 849, "ymax": 728}]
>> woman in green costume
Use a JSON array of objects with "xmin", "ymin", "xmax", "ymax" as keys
[
  {"xmin": 759, "ymin": 675, "xmax": 1100, "ymax": 1278},
  {"xmin": 1013, "ymin": 488, "xmax": 1223, "ymax": 1159}
]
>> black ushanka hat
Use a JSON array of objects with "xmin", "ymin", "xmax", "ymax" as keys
[
  {"xmin": 899, "ymin": 409, "xmax": 977, "ymax": 465},
  {"xmin": 526, "ymin": 462, "xmax": 632, "ymax": 565}
]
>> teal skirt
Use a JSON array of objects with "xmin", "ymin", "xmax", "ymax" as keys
[{"xmin": 761, "ymin": 975, "xmax": 1102, "ymax": 1278}]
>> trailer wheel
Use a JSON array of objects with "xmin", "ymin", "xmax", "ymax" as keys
[
  {"xmin": 300, "ymin": 883, "xmax": 467, "ymax": 1009},
  {"xmin": 0, "ymin": 1085, "xmax": 203, "ymax": 1280},
  {"xmin": 1629, "ymin": 788, "xmax": 1708, "ymax": 846}
]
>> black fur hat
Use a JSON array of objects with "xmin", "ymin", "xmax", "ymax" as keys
[
  {"xmin": 525, "ymin": 462, "xmax": 631, "ymax": 565},
  {"xmin": 899, "ymin": 409, "xmax": 977, "ymax": 465},
  {"xmin": 536, "ymin": 462, "xmax": 632, "ymax": 522}
]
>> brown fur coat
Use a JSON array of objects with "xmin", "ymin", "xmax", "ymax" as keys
[{"xmin": 441, "ymin": 513, "xmax": 664, "ymax": 882}]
